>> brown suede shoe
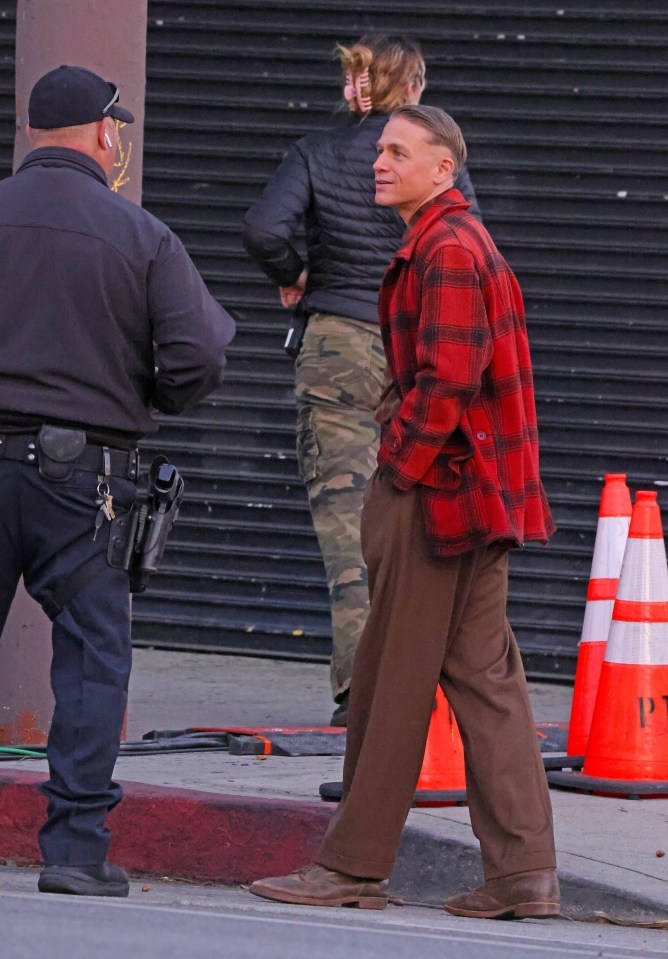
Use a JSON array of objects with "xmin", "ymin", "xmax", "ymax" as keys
[
  {"xmin": 445, "ymin": 867, "xmax": 560, "ymax": 919},
  {"xmin": 249, "ymin": 863, "xmax": 388, "ymax": 909}
]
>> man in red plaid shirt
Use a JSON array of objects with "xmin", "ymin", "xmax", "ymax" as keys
[{"xmin": 250, "ymin": 105, "xmax": 560, "ymax": 920}]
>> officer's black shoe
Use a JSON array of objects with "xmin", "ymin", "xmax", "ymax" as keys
[
  {"xmin": 38, "ymin": 862, "xmax": 130, "ymax": 897},
  {"xmin": 330, "ymin": 690, "xmax": 349, "ymax": 727}
]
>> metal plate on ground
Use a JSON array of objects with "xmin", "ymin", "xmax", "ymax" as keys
[
  {"xmin": 547, "ymin": 769, "xmax": 668, "ymax": 799},
  {"xmin": 319, "ymin": 780, "xmax": 468, "ymax": 807}
]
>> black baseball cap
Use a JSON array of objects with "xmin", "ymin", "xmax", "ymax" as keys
[{"xmin": 28, "ymin": 65, "xmax": 135, "ymax": 130}]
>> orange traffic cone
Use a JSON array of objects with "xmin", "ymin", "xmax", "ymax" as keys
[
  {"xmin": 414, "ymin": 685, "xmax": 467, "ymax": 806},
  {"xmin": 567, "ymin": 474, "xmax": 632, "ymax": 756},
  {"xmin": 548, "ymin": 491, "xmax": 668, "ymax": 798},
  {"xmin": 319, "ymin": 685, "xmax": 468, "ymax": 806}
]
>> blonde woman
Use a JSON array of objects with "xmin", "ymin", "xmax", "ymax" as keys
[{"xmin": 243, "ymin": 35, "xmax": 480, "ymax": 724}]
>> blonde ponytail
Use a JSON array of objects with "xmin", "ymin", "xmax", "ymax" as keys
[{"xmin": 335, "ymin": 34, "xmax": 426, "ymax": 115}]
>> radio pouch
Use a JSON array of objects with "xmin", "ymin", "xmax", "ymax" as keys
[
  {"xmin": 284, "ymin": 303, "xmax": 309, "ymax": 359},
  {"xmin": 36, "ymin": 425, "xmax": 87, "ymax": 480}
]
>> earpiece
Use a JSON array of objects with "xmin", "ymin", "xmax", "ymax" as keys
[{"xmin": 104, "ymin": 133, "xmax": 113, "ymax": 149}]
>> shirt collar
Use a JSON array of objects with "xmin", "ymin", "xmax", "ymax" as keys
[
  {"xmin": 397, "ymin": 189, "xmax": 471, "ymax": 260},
  {"xmin": 17, "ymin": 147, "xmax": 109, "ymax": 187}
]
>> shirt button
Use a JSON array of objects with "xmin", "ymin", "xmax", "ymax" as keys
[
  {"xmin": 476, "ymin": 431, "xmax": 487, "ymax": 441},
  {"xmin": 389, "ymin": 436, "xmax": 401, "ymax": 452}
]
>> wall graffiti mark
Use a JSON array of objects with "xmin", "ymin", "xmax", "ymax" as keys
[{"xmin": 111, "ymin": 120, "xmax": 132, "ymax": 193}]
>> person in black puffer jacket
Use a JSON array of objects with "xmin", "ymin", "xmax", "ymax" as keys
[{"xmin": 242, "ymin": 35, "xmax": 480, "ymax": 725}]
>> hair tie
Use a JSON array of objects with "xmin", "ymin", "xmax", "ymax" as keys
[{"xmin": 343, "ymin": 68, "xmax": 373, "ymax": 112}]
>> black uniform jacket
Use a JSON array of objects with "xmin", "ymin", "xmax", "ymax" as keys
[
  {"xmin": 0, "ymin": 147, "xmax": 235, "ymax": 447},
  {"xmin": 242, "ymin": 112, "xmax": 481, "ymax": 324}
]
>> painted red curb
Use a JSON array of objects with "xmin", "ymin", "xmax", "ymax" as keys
[{"xmin": 0, "ymin": 770, "xmax": 333, "ymax": 883}]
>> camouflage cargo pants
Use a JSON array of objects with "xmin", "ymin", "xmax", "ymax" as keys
[{"xmin": 295, "ymin": 313, "xmax": 386, "ymax": 701}]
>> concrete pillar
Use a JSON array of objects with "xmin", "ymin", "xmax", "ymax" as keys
[
  {"xmin": 0, "ymin": 581, "xmax": 53, "ymax": 744},
  {"xmin": 0, "ymin": 0, "xmax": 147, "ymax": 745}
]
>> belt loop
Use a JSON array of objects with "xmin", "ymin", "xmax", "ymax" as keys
[
  {"xmin": 102, "ymin": 446, "xmax": 111, "ymax": 481},
  {"xmin": 127, "ymin": 449, "xmax": 138, "ymax": 481},
  {"xmin": 0, "ymin": 434, "xmax": 5, "ymax": 459},
  {"xmin": 25, "ymin": 438, "xmax": 37, "ymax": 464}
]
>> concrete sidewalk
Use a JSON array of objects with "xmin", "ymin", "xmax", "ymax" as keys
[{"xmin": 0, "ymin": 648, "xmax": 666, "ymax": 922}]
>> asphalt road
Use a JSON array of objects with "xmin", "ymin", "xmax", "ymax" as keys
[{"xmin": 2, "ymin": 868, "xmax": 667, "ymax": 959}]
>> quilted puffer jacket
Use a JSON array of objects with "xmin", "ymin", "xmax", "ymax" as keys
[{"xmin": 242, "ymin": 112, "xmax": 481, "ymax": 323}]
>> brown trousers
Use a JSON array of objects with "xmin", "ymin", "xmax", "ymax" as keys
[{"xmin": 317, "ymin": 469, "xmax": 556, "ymax": 881}]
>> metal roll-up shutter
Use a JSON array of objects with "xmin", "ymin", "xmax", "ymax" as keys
[
  {"xmin": 0, "ymin": 5, "xmax": 15, "ymax": 179},
  {"xmin": 469, "ymin": 6, "xmax": 668, "ymax": 677},
  {"xmin": 2, "ymin": 0, "xmax": 653, "ymax": 680}
]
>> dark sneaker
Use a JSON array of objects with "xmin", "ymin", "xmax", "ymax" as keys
[
  {"xmin": 330, "ymin": 690, "xmax": 349, "ymax": 726},
  {"xmin": 38, "ymin": 862, "xmax": 130, "ymax": 897}
]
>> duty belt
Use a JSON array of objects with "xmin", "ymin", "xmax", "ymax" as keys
[{"xmin": 0, "ymin": 433, "xmax": 139, "ymax": 480}]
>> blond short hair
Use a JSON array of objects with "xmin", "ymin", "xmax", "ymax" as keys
[{"xmin": 392, "ymin": 104, "xmax": 467, "ymax": 175}]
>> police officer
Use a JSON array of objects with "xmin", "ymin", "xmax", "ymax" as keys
[{"xmin": 0, "ymin": 66, "xmax": 235, "ymax": 897}]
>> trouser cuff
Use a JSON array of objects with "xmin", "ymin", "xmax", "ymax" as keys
[
  {"xmin": 317, "ymin": 845, "xmax": 393, "ymax": 881},
  {"xmin": 483, "ymin": 850, "xmax": 557, "ymax": 881}
]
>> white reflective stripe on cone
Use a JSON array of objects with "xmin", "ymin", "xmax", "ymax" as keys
[
  {"xmin": 580, "ymin": 599, "xmax": 615, "ymax": 644},
  {"xmin": 605, "ymin": 619, "xmax": 668, "ymax": 665},
  {"xmin": 589, "ymin": 516, "xmax": 631, "ymax": 580},
  {"xmin": 616, "ymin": 539, "xmax": 668, "ymax": 602}
]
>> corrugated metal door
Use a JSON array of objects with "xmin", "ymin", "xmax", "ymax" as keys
[
  {"xmin": 0, "ymin": 5, "xmax": 15, "ymax": 177},
  {"xmin": 3, "ymin": 3, "xmax": 667, "ymax": 678},
  {"xmin": 134, "ymin": 1, "xmax": 668, "ymax": 679}
]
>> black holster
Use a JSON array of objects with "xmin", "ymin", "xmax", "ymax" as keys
[{"xmin": 108, "ymin": 455, "xmax": 184, "ymax": 592}]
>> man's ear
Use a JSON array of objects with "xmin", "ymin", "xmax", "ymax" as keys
[{"xmin": 434, "ymin": 154, "xmax": 456, "ymax": 185}]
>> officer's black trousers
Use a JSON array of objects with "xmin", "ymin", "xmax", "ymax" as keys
[{"xmin": 0, "ymin": 459, "xmax": 136, "ymax": 865}]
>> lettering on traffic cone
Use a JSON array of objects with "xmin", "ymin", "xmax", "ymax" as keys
[
  {"xmin": 414, "ymin": 686, "xmax": 467, "ymax": 806},
  {"xmin": 548, "ymin": 491, "xmax": 668, "ymax": 797},
  {"xmin": 567, "ymin": 474, "xmax": 632, "ymax": 756}
]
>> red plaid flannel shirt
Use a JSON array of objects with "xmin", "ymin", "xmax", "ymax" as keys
[{"xmin": 377, "ymin": 189, "xmax": 555, "ymax": 556}]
